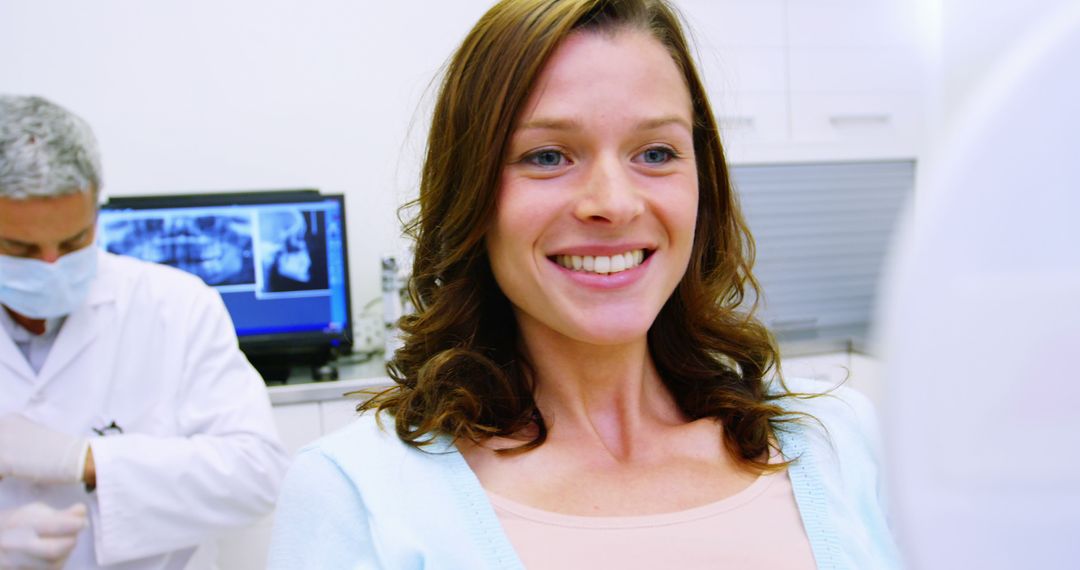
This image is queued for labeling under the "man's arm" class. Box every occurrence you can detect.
[85,286,289,566]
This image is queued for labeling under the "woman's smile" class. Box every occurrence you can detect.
[544,246,655,291]
[550,249,647,275]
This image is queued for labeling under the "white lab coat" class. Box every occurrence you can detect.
[0,251,289,569]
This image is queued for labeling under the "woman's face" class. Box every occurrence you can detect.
[486,28,698,348]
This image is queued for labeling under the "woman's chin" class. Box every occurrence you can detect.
[561,318,655,348]
[514,303,659,349]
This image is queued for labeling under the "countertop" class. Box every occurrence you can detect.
[267,324,871,405]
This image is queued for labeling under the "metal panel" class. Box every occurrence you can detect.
[731,160,914,333]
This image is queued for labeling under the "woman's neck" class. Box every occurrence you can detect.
[519,323,686,461]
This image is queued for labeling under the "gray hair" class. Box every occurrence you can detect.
[0,95,102,200]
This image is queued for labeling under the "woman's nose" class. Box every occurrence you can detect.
[573,156,644,226]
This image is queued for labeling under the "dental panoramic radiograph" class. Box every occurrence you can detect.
[103,215,256,286]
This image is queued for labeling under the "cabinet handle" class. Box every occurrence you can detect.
[719,115,756,130]
[828,113,892,127]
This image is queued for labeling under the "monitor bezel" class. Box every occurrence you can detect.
[100,189,354,360]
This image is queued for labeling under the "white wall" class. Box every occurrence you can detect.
[0,0,497,309]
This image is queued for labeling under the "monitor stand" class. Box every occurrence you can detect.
[249,347,335,384]
[311,363,339,381]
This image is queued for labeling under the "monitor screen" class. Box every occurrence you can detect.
[97,191,352,356]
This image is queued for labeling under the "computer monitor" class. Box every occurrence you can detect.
[97,190,353,380]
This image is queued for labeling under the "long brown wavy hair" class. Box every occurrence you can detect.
[360,0,799,472]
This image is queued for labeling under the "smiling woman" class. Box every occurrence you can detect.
[268,1,901,568]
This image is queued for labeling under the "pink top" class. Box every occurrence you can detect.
[488,468,816,570]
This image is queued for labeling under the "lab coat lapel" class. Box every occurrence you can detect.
[37,253,118,383]
[0,322,36,384]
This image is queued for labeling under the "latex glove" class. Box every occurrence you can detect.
[0,415,88,484]
[0,502,87,569]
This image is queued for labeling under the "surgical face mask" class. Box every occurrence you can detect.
[0,246,99,319]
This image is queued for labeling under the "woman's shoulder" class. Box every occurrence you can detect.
[297,411,439,467]
[272,412,520,569]
[289,410,462,490]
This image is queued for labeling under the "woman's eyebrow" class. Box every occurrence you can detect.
[635,116,693,133]
[517,116,692,134]
[516,118,583,132]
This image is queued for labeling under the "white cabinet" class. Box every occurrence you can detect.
[785,0,923,48]
[789,91,919,150]
[847,352,885,409]
[781,352,851,385]
[787,47,920,92]
[689,0,787,48]
[680,0,926,163]
[707,47,789,153]
[781,351,884,410]
[270,403,322,455]
[320,398,364,435]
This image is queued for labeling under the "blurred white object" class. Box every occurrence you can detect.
[0,502,87,569]
[880,3,1080,569]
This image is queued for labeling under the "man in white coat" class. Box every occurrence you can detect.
[0,95,289,568]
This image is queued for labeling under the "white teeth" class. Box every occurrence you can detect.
[554,249,647,275]
[609,255,625,272]
[594,256,610,273]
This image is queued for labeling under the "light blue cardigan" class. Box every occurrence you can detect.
[268,378,902,569]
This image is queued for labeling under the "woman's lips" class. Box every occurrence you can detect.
[547,249,653,289]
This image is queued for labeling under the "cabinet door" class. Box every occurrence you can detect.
[679,0,787,48]
[782,352,885,409]
[784,0,926,158]
[789,91,919,151]
[847,353,884,409]
[271,402,322,455]
[785,0,924,48]
[696,21,789,149]
[715,90,790,155]
[320,398,364,435]
[788,47,920,93]
[216,515,275,570]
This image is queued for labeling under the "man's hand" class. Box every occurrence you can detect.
[0,502,87,569]
[0,415,88,485]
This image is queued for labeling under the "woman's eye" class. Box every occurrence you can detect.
[639,147,676,165]
[525,149,567,168]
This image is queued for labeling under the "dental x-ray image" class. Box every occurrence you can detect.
[258,209,329,293]
[103,214,256,286]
